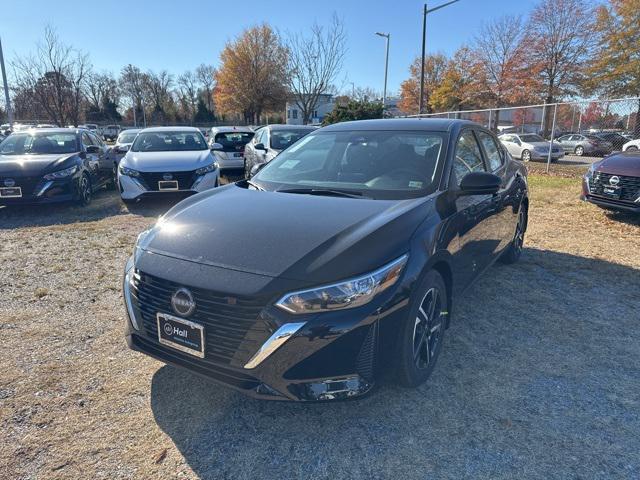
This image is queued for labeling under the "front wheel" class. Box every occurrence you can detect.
[626,145,638,152]
[395,270,447,388]
[500,205,527,264]
[575,145,584,156]
[77,173,92,206]
[521,149,531,162]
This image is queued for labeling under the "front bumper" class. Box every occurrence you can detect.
[118,169,219,201]
[582,193,640,213]
[123,256,409,401]
[0,175,79,205]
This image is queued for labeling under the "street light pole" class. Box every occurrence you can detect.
[0,37,14,126]
[419,0,460,115]
[375,32,390,113]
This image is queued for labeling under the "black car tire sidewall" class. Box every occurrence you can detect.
[500,203,527,264]
[395,270,447,388]
[77,173,92,206]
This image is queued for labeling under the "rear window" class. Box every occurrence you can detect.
[270,129,314,150]
[214,132,254,152]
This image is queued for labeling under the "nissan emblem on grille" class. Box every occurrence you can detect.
[171,288,196,317]
[163,173,173,181]
[4,178,15,187]
[609,176,620,186]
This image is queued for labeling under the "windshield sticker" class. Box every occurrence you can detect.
[408,181,423,188]
[279,160,300,169]
[287,136,314,153]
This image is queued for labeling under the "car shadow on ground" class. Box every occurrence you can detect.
[604,210,640,226]
[148,247,640,479]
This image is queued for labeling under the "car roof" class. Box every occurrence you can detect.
[10,127,81,134]
[267,124,318,131]
[320,118,476,132]
[137,126,202,133]
[210,126,254,133]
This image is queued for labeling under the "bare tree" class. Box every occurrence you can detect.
[178,70,198,123]
[473,15,531,129]
[525,0,596,133]
[285,14,347,124]
[11,26,91,126]
[144,70,173,121]
[196,64,216,114]
[86,71,119,111]
[119,64,147,126]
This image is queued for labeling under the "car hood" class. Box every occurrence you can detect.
[0,153,76,176]
[137,184,430,283]
[123,150,213,172]
[595,154,640,177]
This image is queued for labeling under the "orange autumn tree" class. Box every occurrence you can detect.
[398,53,447,115]
[214,24,288,124]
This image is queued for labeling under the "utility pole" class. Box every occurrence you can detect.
[0,37,14,126]
[419,0,460,115]
[375,32,390,113]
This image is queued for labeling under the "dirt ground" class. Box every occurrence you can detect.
[1,170,639,479]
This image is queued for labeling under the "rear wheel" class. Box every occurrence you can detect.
[626,145,638,151]
[500,204,527,264]
[395,270,447,388]
[521,149,531,162]
[575,145,584,156]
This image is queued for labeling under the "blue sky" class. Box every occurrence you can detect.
[2,0,539,95]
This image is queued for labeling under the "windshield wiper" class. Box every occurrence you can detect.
[245,179,264,191]
[277,187,367,199]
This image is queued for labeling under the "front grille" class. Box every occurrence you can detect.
[591,172,640,202]
[0,176,43,196]
[138,171,197,191]
[130,270,270,366]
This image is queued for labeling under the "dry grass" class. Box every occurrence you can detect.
[0,176,638,479]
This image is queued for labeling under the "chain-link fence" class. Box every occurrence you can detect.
[405,97,640,172]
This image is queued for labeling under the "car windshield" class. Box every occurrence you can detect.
[270,129,314,150]
[131,131,208,152]
[252,130,445,200]
[214,131,254,152]
[118,132,138,143]
[0,132,78,155]
[519,134,544,142]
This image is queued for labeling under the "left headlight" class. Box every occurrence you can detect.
[276,254,408,314]
[195,162,218,175]
[44,165,77,180]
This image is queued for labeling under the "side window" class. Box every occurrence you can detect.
[259,129,269,147]
[476,131,503,171]
[91,133,105,148]
[81,132,94,148]
[452,130,485,186]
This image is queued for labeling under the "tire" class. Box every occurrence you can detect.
[626,145,638,151]
[108,164,118,190]
[521,149,531,162]
[500,203,527,264]
[77,173,92,206]
[244,160,252,179]
[395,270,447,388]
[574,145,584,156]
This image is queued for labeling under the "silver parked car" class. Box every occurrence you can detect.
[117,127,219,204]
[499,133,564,162]
[556,133,613,156]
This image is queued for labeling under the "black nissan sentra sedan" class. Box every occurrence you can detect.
[124,119,529,401]
[0,128,113,206]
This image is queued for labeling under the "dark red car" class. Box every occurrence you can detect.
[582,151,640,213]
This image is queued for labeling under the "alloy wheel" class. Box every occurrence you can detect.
[514,208,526,253]
[575,146,584,156]
[412,287,444,370]
[521,150,530,162]
[80,175,92,205]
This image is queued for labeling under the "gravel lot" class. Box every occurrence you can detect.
[1,171,639,479]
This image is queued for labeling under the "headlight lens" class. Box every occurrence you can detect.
[195,162,218,175]
[276,255,408,314]
[44,165,77,180]
[119,165,140,177]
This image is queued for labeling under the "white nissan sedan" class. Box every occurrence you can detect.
[117,127,219,204]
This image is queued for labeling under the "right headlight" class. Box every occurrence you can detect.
[275,255,408,314]
[119,165,140,177]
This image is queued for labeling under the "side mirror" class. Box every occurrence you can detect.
[254,142,266,151]
[250,162,267,177]
[86,145,101,154]
[458,171,501,196]
[209,142,223,151]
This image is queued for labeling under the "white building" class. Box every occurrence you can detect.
[286,94,335,125]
